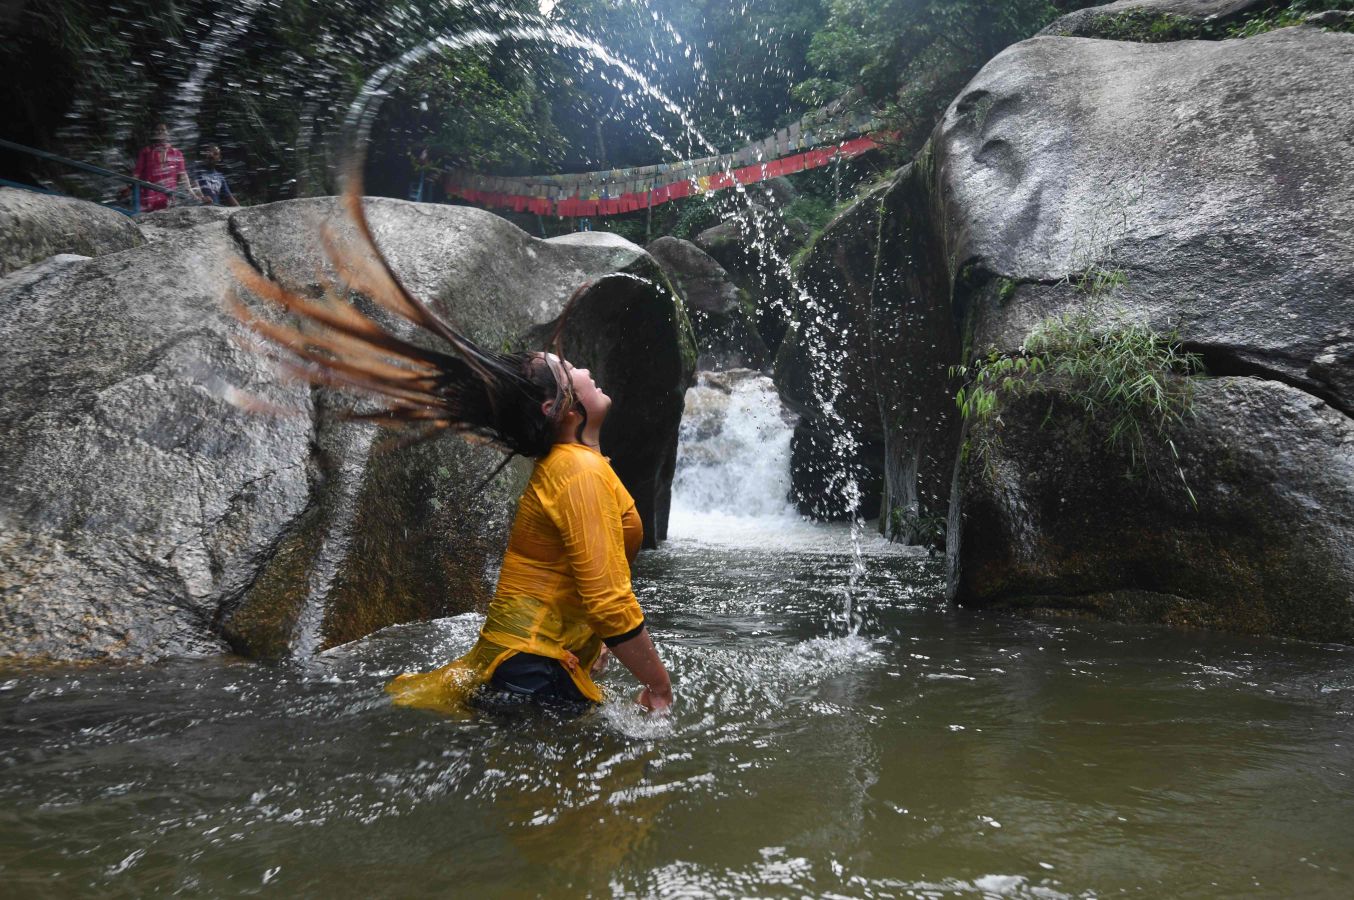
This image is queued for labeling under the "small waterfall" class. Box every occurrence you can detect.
[669,369,918,560]
[668,369,801,539]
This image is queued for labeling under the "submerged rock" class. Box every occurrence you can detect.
[0,198,693,662]
[0,188,145,276]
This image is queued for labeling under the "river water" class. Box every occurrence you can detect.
[3,374,1353,897]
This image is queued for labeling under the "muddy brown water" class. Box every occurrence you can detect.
[2,529,1352,897]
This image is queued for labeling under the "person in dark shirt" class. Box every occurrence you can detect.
[195,145,240,207]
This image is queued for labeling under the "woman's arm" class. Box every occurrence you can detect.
[549,467,673,711]
[608,627,672,712]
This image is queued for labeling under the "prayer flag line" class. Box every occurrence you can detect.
[439,134,882,218]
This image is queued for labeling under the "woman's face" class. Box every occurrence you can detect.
[543,353,610,424]
[561,357,611,422]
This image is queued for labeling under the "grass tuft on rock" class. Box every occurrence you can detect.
[1094,10,1205,42]
[952,308,1203,501]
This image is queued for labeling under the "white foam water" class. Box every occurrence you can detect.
[667,369,919,557]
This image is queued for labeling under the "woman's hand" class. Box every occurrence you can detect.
[636,684,673,713]
[608,626,673,714]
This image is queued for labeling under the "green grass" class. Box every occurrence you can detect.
[1068,1,1354,42]
[1094,10,1205,42]
[952,308,1203,502]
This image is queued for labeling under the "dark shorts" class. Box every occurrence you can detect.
[478,652,593,712]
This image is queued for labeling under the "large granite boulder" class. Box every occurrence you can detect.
[694,202,812,355]
[646,236,767,369]
[773,164,958,535]
[942,28,1353,415]
[136,205,237,243]
[772,24,1353,637]
[0,187,145,276]
[939,27,1354,639]
[0,198,693,662]
[950,378,1354,641]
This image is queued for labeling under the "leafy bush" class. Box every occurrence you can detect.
[1092,11,1204,42]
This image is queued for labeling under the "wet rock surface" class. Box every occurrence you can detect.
[646,236,766,370]
[0,188,146,276]
[774,164,958,537]
[0,198,691,661]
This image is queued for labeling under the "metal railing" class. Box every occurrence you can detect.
[0,137,204,216]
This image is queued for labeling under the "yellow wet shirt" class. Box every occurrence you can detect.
[386,442,644,713]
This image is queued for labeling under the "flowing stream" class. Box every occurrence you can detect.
[3,373,1353,897]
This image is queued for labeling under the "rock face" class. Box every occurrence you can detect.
[136,205,236,243]
[0,188,145,276]
[646,236,767,369]
[950,378,1354,641]
[780,25,1354,639]
[0,198,693,662]
[942,29,1354,415]
[939,27,1354,639]
[773,165,958,534]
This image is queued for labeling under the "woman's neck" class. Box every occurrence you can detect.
[553,420,602,451]
[558,434,601,452]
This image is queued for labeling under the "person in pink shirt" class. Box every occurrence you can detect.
[122,123,201,211]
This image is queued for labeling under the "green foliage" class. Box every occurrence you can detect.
[664,195,724,241]
[1228,0,1354,37]
[783,194,839,231]
[794,2,1101,160]
[594,214,650,245]
[380,52,566,175]
[1091,11,1203,42]
[1070,265,1128,296]
[888,506,947,552]
[952,306,1202,501]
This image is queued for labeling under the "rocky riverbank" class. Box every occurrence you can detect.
[776,15,1354,640]
[0,196,694,661]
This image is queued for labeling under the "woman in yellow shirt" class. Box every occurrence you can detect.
[386,354,674,714]
[229,190,672,714]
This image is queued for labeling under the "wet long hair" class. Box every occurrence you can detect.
[227,181,587,468]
